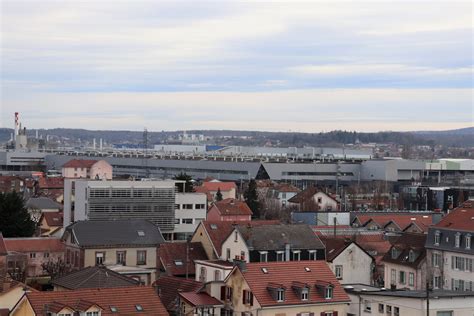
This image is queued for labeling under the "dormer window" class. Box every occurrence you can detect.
[455,233,461,248]
[408,250,416,262]
[434,231,441,245]
[292,281,309,301]
[466,234,471,249]
[277,288,285,302]
[391,248,399,259]
[301,288,309,301]
[325,286,333,299]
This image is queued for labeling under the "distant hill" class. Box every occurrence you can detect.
[0,126,472,148]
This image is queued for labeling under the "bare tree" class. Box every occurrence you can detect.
[41,258,70,280]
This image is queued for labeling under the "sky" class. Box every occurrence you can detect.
[1,0,473,132]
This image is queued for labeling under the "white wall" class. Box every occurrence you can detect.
[220,229,249,262]
[174,193,207,237]
[330,243,373,285]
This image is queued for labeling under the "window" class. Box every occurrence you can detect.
[259,251,268,262]
[43,252,49,258]
[116,251,126,265]
[317,197,322,203]
[386,305,392,314]
[110,307,118,313]
[335,265,343,279]
[394,307,400,316]
[182,218,193,224]
[301,288,309,301]
[391,247,399,259]
[174,218,180,224]
[399,271,406,284]
[391,269,396,285]
[183,204,193,209]
[276,251,285,262]
[243,289,253,305]
[135,305,143,311]
[199,267,207,282]
[325,286,333,299]
[137,250,146,265]
[434,231,441,245]
[308,250,317,260]
[175,204,180,209]
[433,276,441,289]
[214,270,221,281]
[86,312,99,316]
[455,233,461,248]
[379,304,384,313]
[409,272,414,286]
[226,248,231,261]
[364,300,371,312]
[277,289,285,302]
[174,260,183,266]
[95,252,105,265]
[452,256,466,271]
[292,250,301,261]
[29,252,36,259]
[408,250,415,262]
[432,253,441,267]
[195,204,206,209]
[436,312,453,316]
[234,231,238,242]
[466,234,471,249]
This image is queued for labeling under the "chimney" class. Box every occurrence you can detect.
[285,243,290,261]
[233,258,246,272]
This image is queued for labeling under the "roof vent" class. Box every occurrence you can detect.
[261,267,268,274]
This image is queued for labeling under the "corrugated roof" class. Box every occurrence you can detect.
[26,286,168,315]
[240,261,350,307]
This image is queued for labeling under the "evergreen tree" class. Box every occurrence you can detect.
[173,172,195,192]
[244,179,261,218]
[215,188,223,201]
[0,191,36,237]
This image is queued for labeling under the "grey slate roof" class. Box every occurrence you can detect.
[238,224,325,250]
[66,219,165,247]
[26,197,62,210]
[52,266,139,289]
[425,227,474,255]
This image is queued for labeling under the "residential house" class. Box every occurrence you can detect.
[382,233,427,290]
[3,237,65,279]
[194,260,234,283]
[0,278,36,313]
[351,212,435,233]
[207,198,253,222]
[178,291,224,316]
[51,265,139,291]
[288,187,339,211]
[200,180,237,201]
[62,159,113,180]
[345,284,474,316]
[0,176,25,194]
[10,286,168,315]
[35,176,64,203]
[62,219,165,285]
[158,242,208,278]
[174,192,207,241]
[425,200,474,291]
[292,210,350,226]
[218,261,350,316]
[272,183,300,207]
[38,212,63,237]
[26,197,62,223]
[153,275,202,315]
[322,238,374,285]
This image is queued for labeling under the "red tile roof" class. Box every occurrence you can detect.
[25,286,168,315]
[354,213,433,232]
[193,186,213,201]
[4,237,65,253]
[274,183,300,193]
[201,181,236,192]
[179,292,223,307]
[62,159,98,169]
[202,220,280,257]
[38,177,64,189]
[0,233,7,255]
[153,276,202,311]
[239,261,350,307]
[212,198,253,216]
[159,242,208,276]
[41,212,63,227]
[434,202,474,231]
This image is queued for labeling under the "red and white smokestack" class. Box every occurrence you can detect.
[14,112,19,141]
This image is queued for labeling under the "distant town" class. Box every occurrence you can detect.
[0,112,473,315]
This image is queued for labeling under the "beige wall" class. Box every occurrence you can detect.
[0,286,27,310]
[220,229,249,262]
[89,160,113,180]
[191,224,218,259]
[384,261,426,290]
[83,247,157,269]
[330,243,373,285]
[10,297,35,316]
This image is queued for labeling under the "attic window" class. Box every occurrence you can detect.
[137,230,145,237]
[210,224,218,230]
[261,267,268,274]
[110,307,118,313]
[174,260,183,266]
[135,305,143,311]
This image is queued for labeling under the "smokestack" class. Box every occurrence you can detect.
[93,138,96,150]
[14,112,19,141]
[35,130,39,139]
[99,138,103,151]
[285,243,290,261]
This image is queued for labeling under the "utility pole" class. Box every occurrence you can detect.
[426,281,430,316]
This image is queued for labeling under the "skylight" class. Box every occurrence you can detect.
[137,230,145,236]
[210,224,218,230]
[135,305,143,311]
[110,306,118,313]
[174,260,183,266]
[305,267,311,272]
[261,267,268,274]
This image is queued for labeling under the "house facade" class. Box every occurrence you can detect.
[207,198,253,222]
[174,192,207,241]
[288,187,339,211]
[62,159,113,180]
[200,180,237,201]
[425,201,474,291]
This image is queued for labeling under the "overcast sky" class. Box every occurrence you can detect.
[1,0,472,132]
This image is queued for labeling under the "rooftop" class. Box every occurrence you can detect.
[159,242,208,276]
[433,201,474,232]
[26,197,63,210]
[4,237,64,253]
[153,276,202,311]
[211,198,253,216]
[201,181,236,192]
[62,159,99,169]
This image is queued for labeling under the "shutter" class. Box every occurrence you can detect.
[333,312,338,316]
[221,286,226,300]
[230,287,233,300]
[320,313,325,316]
[451,256,454,269]
[250,292,254,306]
[242,290,246,304]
